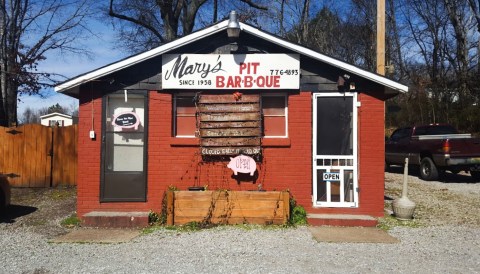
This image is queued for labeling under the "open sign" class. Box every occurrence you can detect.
[323,172,340,181]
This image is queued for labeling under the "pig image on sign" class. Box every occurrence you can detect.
[227,155,257,176]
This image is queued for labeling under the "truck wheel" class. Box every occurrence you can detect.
[420,157,439,181]
[470,171,480,181]
[0,189,5,213]
[385,161,391,172]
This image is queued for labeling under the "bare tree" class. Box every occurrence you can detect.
[386,0,408,80]
[297,0,310,44]
[444,0,473,102]
[0,0,96,127]
[18,107,38,125]
[108,0,268,53]
[468,0,480,29]
[306,7,341,56]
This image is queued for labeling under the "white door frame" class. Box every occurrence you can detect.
[312,92,358,207]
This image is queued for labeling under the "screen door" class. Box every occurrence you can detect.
[313,92,358,207]
[101,91,148,202]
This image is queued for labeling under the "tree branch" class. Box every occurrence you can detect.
[239,0,268,10]
[109,0,166,43]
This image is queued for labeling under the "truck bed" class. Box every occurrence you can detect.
[385,125,480,181]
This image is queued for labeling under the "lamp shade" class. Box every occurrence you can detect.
[227,11,241,38]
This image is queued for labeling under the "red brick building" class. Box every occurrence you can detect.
[55,13,407,226]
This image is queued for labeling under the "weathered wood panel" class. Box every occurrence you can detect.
[201,137,261,147]
[198,103,260,113]
[167,191,290,225]
[198,94,261,156]
[0,124,77,187]
[199,112,261,122]
[200,121,261,129]
[200,128,261,137]
[199,94,260,103]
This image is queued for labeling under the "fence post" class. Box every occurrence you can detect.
[49,126,54,187]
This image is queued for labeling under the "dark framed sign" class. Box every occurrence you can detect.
[112,111,140,130]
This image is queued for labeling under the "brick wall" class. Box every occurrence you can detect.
[77,92,102,217]
[76,90,386,218]
[357,92,386,217]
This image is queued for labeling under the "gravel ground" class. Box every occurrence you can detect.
[1,170,479,274]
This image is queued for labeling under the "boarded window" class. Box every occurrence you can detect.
[174,95,196,137]
[198,94,261,156]
[262,95,287,137]
[173,94,288,140]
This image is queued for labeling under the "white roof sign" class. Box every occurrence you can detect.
[162,54,300,89]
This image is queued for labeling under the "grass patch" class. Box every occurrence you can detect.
[377,213,422,231]
[26,219,48,226]
[141,222,297,235]
[142,224,163,235]
[49,188,76,201]
[61,213,81,228]
[141,222,206,234]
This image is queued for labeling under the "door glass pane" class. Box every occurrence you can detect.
[316,169,327,202]
[344,170,354,202]
[316,97,353,155]
[106,94,145,172]
[331,182,340,202]
[105,132,144,171]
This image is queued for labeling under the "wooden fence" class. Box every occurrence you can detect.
[0,124,77,187]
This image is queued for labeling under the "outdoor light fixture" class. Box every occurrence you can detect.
[227,11,241,39]
[337,74,351,92]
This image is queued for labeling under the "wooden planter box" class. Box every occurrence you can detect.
[166,190,290,225]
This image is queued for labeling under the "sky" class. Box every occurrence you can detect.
[17,21,127,117]
[15,3,319,118]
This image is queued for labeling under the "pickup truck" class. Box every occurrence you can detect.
[385,124,480,181]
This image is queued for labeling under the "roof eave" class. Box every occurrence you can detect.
[40,112,72,119]
[55,20,408,95]
[54,21,229,94]
[240,24,408,93]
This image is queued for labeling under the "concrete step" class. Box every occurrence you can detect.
[307,213,378,227]
[83,211,150,228]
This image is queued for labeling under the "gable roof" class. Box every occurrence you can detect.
[40,112,72,120]
[54,19,408,95]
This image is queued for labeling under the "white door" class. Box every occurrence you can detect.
[312,92,358,207]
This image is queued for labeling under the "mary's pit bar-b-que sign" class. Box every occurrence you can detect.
[162,54,300,89]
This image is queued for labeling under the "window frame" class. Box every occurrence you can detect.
[173,93,197,138]
[261,93,288,138]
[172,92,289,139]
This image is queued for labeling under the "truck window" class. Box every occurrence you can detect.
[413,125,458,136]
[390,128,412,141]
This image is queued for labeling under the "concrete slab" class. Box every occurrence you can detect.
[50,228,141,244]
[83,211,150,228]
[307,214,378,227]
[308,226,399,243]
